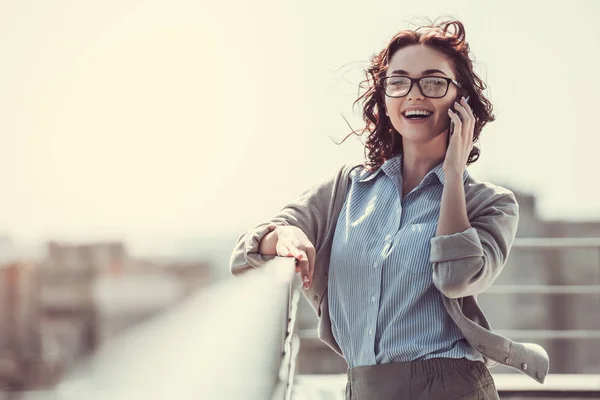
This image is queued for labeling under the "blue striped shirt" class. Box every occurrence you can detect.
[328,154,484,367]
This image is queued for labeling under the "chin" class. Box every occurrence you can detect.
[397,126,447,143]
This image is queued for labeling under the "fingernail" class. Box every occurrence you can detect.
[454,101,460,107]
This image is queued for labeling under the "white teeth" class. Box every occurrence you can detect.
[404,110,432,117]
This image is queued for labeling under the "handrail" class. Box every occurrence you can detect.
[272,260,302,400]
[43,257,298,400]
[485,285,600,294]
[513,237,600,248]
[291,238,600,399]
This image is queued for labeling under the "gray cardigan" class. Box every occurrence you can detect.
[230,163,550,384]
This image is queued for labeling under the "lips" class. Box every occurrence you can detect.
[401,113,433,124]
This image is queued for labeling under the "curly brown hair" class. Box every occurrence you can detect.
[347,18,495,170]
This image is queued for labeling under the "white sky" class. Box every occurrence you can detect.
[1,0,599,254]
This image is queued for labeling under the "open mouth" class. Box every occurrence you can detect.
[401,110,434,124]
[402,110,433,120]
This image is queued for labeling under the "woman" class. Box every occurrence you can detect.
[230,19,549,399]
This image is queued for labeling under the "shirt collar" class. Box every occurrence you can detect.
[357,154,401,183]
[357,153,470,185]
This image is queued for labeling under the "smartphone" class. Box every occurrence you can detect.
[448,95,470,138]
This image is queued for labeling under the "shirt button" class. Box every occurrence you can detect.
[368,329,373,335]
[477,346,485,352]
[521,363,528,371]
[313,294,319,301]
[373,263,378,269]
[536,372,544,380]
[371,296,376,303]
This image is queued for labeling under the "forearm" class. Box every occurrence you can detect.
[436,172,471,236]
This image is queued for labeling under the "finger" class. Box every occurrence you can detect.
[295,250,311,288]
[453,101,468,120]
[277,243,300,267]
[277,246,299,274]
[456,99,475,141]
[294,257,302,273]
[453,102,473,134]
[278,244,293,257]
[285,245,304,266]
[459,96,475,120]
[447,109,462,138]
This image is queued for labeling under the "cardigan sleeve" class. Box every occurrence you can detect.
[430,192,519,299]
[229,165,351,276]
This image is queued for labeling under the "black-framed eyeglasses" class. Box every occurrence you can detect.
[381,76,462,98]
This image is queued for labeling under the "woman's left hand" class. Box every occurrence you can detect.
[443,96,475,177]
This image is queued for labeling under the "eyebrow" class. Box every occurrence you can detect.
[389,69,448,76]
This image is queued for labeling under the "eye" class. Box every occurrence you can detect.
[388,77,410,87]
[421,77,445,87]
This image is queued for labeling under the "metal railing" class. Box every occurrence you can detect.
[491,237,600,341]
[290,237,600,399]
[30,257,299,400]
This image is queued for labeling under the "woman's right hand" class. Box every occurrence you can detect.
[274,226,315,289]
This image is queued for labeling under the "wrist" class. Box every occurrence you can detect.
[258,225,279,255]
[443,170,463,184]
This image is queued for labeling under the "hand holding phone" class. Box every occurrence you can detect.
[449,95,470,136]
[444,95,475,174]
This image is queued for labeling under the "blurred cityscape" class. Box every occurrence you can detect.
[0,239,211,391]
[0,186,599,393]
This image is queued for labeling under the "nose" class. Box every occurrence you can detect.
[407,81,425,101]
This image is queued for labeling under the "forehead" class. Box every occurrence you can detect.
[387,45,454,77]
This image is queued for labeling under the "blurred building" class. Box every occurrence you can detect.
[479,190,600,374]
[0,262,46,390]
[94,256,212,343]
[0,239,212,390]
[40,241,120,370]
[295,188,600,376]
[40,241,212,373]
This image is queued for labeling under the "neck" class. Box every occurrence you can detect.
[401,135,447,184]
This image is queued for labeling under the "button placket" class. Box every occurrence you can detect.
[367,260,379,343]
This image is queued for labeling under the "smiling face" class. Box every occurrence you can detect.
[384,44,461,145]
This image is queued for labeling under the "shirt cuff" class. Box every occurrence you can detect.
[430,227,484,263]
